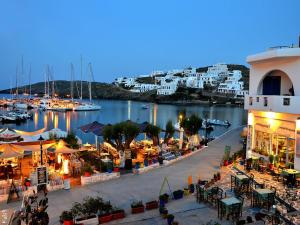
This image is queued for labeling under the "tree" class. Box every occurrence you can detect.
[64,131,79,149]
[102,121,139,151]
[144,124,161,146]
[180,114,202,147]
[180,114,202,136]
[164,120,175,144]
[122,121,140,149]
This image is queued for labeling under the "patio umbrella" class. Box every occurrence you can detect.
[0,128,21,142]
[55,140,79,154]
[0,144,24,159]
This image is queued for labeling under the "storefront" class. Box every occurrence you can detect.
[247,111,298,168]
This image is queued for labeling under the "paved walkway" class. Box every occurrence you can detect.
[1,127,243,224]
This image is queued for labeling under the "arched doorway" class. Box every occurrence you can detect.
[257,70,294,96]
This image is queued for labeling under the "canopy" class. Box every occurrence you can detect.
[79,120,150,137]
[15,127,46,136]
[0,144,24,159]
[0,128,21,142]
[55,140,79,154]
[79,121,105,133]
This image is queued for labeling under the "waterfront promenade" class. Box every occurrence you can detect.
[0,127,243,224]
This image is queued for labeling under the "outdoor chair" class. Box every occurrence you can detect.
[229,203,242,221]
[217,198,226,219]
[207,186,219,206]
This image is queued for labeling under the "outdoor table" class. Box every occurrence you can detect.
[218,197,241,220]
[252,188,275,209]
[235,174,249,183]
[282,169,300,186]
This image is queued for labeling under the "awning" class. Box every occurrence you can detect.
[79,121,105,133]
[55,140,79,154]
[0,144,24,158]
[14,127,46,136]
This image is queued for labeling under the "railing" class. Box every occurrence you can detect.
[245,95,300,114]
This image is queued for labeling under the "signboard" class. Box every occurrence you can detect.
[36,166,48,185]
[296,131,300,158]
[125,149,131,160]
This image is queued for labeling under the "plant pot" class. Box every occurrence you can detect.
[131,206,145,214]
[223,160,228,166]
[63,220,73,225]
[269,164,274,170]
[189,184,195,193]
[159,193,169,203]
[173,190,183,200]
[167,216,175,225]
[112,210,125,220]
[146,200,158,210]
[113,167,119,172]
[63,174,69,179]
[98,213,112,224]
[84,172,91,177]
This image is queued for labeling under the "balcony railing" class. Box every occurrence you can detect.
[245,95,300,114]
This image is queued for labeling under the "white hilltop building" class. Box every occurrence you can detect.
[245,44,300,170]
[114,63,248,97]
[217,70,249,97]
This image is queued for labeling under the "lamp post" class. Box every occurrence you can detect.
[38,135,44,165]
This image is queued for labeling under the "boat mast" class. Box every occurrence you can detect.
[28,64,31,98]
[44,67,47,98]
[88,63,94,102]
[47,65,50,97]
[70,63,74,101]
[15,65,19,99]
[51,66,55,98]
[80,55,83,100]
[22,55,26,95]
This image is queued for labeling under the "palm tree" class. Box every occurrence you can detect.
[164,120,175,144]
[144,124,161,146]
[121,121,140,149]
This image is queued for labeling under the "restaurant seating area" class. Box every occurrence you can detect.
[195,157,300,225]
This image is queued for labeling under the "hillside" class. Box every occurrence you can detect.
[0,80,155,101]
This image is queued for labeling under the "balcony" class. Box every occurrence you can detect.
[244,95,300,114]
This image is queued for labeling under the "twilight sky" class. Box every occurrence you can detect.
[0,0,299,89]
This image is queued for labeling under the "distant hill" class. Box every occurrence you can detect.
[0,80,155,101]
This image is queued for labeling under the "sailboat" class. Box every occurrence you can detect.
[73,61,101,111]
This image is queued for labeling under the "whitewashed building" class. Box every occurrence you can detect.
[217,70,245,96]
[245,45,300,170]
[130,83,158,93]
[157,79,179,95]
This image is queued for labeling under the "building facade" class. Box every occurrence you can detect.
[245,46,300,170]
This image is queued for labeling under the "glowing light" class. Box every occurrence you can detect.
[266,112,275,119]
[66,112,71,132]
[44,114,48,128]
[54,113,58,129]
[153,104,157,126]
[248,113,254,125]
[57,153,62,164]
[63,159,69,174]
[296,118,300,131]
[34,111,38,129]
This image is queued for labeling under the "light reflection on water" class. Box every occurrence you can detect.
[0,98,247,144]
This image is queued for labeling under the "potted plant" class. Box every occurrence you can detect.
[98,201,113,224]
[159,193,169,204]
[111,208,125,220]
[173,190,184,200]
[82,163,94,177]
[131,201,145,214]
[60,211,73,225]
[172,221,179,225]
[158,155,164,165]
[146,200,158,210]
[269,154,274,170]
[216,172,221,180]
[189,183,195,193]
[160,208,168,218]
[167,214,175,225]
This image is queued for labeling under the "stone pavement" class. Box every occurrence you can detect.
[0,127,243,225]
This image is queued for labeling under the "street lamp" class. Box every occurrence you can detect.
[38,135,44,165]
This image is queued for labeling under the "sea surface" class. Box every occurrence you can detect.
[0,95,247,144]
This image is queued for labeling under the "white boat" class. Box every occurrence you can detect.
[206,119,231,126]
[141,104,149,109]
[73,103,101,111]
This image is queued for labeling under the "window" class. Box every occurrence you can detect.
[264,97,268,107]
[249,97,253,106]
[256,97,259,102]
[283,98,290,106]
